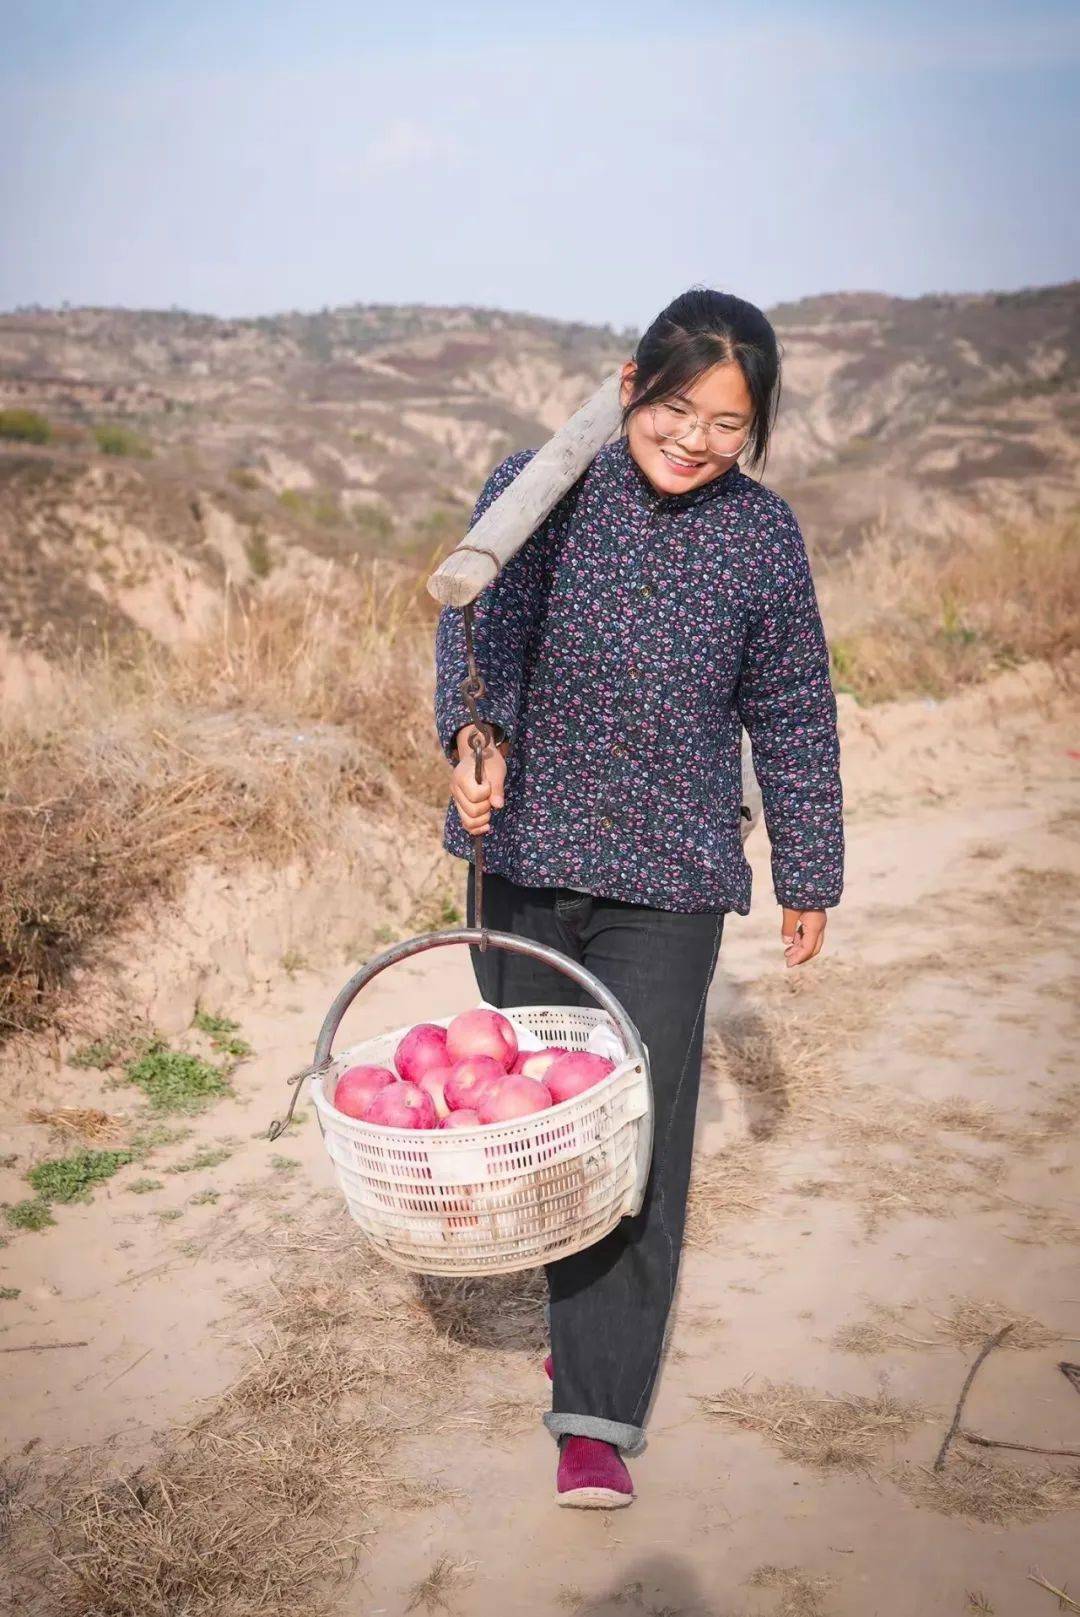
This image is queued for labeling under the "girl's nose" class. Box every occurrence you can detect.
[676,421,709,451]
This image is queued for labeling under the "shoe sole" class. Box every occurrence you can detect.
[556,1486,635,1509]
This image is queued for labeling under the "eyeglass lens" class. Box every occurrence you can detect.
[652,403,746,452]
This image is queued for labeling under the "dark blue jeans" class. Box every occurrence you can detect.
[465,864,725,1456]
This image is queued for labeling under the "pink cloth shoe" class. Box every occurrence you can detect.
[556,1435,635,1508]
[546,1354,635,1507]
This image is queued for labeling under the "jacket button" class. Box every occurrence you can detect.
[600,816,613,829]
[640,584,653,598]
[611,743,624,757]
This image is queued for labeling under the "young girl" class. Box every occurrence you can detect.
[433,287,844,1508]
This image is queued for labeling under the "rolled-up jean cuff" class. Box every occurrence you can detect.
[543,1410,647,1458]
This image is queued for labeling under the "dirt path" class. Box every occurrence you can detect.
[2,660,1078,1617]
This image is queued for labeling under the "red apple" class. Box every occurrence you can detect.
[394,1022,450,1083]
[513,1046,570,1080]
[543,1051,615,1104]
[444,1054,506,1112]
[362,1080,438,1129]
[439,1108,481,1130]
[416,1065,453,1120]
[478,1074,554,1124]
[445,1007,518,1071]
[331,1063,396,1119]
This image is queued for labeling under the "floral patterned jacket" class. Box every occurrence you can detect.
[433,435,844,915]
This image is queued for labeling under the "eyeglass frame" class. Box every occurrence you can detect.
[648,400,752,459]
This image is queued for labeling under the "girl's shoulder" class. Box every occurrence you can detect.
[477,448,538,507]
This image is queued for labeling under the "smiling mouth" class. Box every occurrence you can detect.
[661,448,703,471]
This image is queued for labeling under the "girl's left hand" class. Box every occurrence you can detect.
[781,907,826,967]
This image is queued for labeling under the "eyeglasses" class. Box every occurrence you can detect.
[650,401,751,457]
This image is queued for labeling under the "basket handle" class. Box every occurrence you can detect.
[267,926,652,1142]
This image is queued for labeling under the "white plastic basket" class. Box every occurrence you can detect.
[269,927,654,1276]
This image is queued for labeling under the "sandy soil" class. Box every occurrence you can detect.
[2,658,1079,1617]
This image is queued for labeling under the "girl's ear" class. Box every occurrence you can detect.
[618,360,637,409]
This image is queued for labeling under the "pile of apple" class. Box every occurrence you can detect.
[329,1008,616,1130]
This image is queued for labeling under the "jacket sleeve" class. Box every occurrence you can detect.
[433,448,547,764]
[734,512,844,910]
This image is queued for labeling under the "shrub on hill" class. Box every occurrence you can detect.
[0,408,52,444]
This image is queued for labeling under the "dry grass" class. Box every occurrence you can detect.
[832,1296,1060,1356]
[781,1039,1080,1239]
[0,563,446,1035]
[746,1564,833,1617]
[698,1379,930,1471]
[1026,1082,1080,1140]
[932,1298,1061,1352]
[923,1096,1020,1143]
[24,1106,128,1143]
[832,1309,942,1356]
[3,1200,554,1614]
[688,852,1078,1257]
[820,509,1080,703]
[821,1140,1009,1235]
[688,954,951,1242]
[892,1451,1080,1524]
[685,1148,771,1248]
[701,1378,1080,1526]
[412,1270,548,1351]
[815,1097,1060,1224]
[917,864,1080,954]
[3,1214,503,1617]
[404,1554,476,1613]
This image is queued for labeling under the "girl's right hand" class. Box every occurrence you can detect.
[450,723,509,836]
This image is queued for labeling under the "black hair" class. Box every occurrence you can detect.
[620,287,782,475]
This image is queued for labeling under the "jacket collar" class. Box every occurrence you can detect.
[600,433,744,514]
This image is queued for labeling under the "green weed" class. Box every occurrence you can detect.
[27,1148,135,1204]
[122,1044,229,1113]
[189,1189,220,1206]
[270,1155,299,1174]
[0,1285,21,1299]
[192,1009,252,1063]
[4,1200,55,1232]
[166,1145,232,1175]
[70,1038,123,1070]
[127,1177,163,1195]
[129,1122,194,1155]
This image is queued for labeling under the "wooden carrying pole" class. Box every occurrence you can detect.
[426,370,624,607]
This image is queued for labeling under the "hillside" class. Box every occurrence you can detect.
[1,289,1078,1615]
[1,284,1077,658]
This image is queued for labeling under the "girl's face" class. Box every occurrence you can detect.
[619,359,754,497]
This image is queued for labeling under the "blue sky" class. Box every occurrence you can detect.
[2,1,1077,327]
